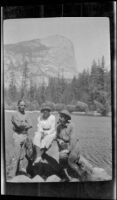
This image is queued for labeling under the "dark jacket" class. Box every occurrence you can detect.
[56,121,79,152]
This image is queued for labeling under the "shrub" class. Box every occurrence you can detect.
[4,102,11,110]
[75,101,89,112]
[41,101,55,111]
[54,103,66,112]
[94,100,109,116]
[26,100,40,111]
[66,104,76,113]
[44,101,55,111]
[4,101,17,110]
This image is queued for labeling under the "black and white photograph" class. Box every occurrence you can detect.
[1,3,116,198]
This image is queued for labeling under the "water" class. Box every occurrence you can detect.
[71,115,112,177]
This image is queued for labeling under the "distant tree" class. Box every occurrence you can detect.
[88,59,103,109]
[38,79,46,105]
[94,99,110,116]
[97,56,105,90]
[77,69,90,103]
[104,69,111,106]
[54,103,66,112]
[28,74,37,102]
[71,76,78,101]
[88,57,110,115]
[8,61,17,102]
[21,57,29,99]
[58,76,67,103]
[42,101,55,111]
[46,77,57,103]
[66,104,76,113]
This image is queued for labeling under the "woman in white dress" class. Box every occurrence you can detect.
[33,105,56,165]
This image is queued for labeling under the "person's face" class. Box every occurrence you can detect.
[42,109,50,119]
[18,101,25,113]
[59,114,66,123]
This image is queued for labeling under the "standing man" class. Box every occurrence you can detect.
[9,99,32,178]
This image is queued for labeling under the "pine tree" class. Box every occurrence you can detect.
[8,61,17,102]
[29,74,36,102]
[21,57,29,99]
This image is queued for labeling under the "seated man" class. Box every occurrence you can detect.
[56,110,93,181]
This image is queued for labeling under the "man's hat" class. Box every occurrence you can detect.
[59,110,71,120]
[41,104,51,112]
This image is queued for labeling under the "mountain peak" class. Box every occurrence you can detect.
[4,35,78,88]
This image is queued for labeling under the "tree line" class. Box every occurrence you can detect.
[4,56,111,116]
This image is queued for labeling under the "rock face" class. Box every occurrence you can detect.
[4,35,78,89]
[31,175,45,182]
[46,175,61,182]
[6,141,111,183]
[91,167,111,181]
[8,175,32,182]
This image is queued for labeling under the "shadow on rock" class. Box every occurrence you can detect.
[27,153,68,181]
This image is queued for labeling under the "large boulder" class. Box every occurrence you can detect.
[67,155,111,182]
[31,175,45,182]
[8,175,32,182]
[70,178,79,182]
[91,167,111,181]
[46,175,61,182]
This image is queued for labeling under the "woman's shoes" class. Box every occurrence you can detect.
[33,157,42,166]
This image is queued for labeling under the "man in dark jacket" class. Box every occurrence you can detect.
[56,110,93,181]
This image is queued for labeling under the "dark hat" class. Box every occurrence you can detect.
[41,104,51,112]
[59,110,71,120]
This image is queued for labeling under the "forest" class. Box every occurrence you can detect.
[4,56,111,116]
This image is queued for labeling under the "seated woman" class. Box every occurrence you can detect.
[33,105,56,165]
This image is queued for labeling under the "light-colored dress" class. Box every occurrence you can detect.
[33,114,56,149]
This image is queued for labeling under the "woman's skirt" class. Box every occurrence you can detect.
[33,132,56,149]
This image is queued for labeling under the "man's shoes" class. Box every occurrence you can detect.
[18,171,31,178]
[33,157,42,166]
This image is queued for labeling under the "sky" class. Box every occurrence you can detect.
[4,17,110,73]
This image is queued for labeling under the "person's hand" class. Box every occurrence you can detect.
[58,139,64,145]
[25,125,32,130]
[28,125,32,129]
[41,131,47,140]
[62,149,69,154]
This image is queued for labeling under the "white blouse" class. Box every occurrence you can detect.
[37,114,56,135]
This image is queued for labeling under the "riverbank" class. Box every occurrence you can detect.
[4,109,112,117]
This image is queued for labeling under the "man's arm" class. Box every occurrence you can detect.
[11,113,32,131]
[68,123,79,152]
[25,114,33,130]
[11,114,26,130]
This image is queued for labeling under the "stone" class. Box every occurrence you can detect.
[70,178,79,182]
[31,175,45,182]
[46,175,61,182]
[8,175,32,182]
[91,167,111,181]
